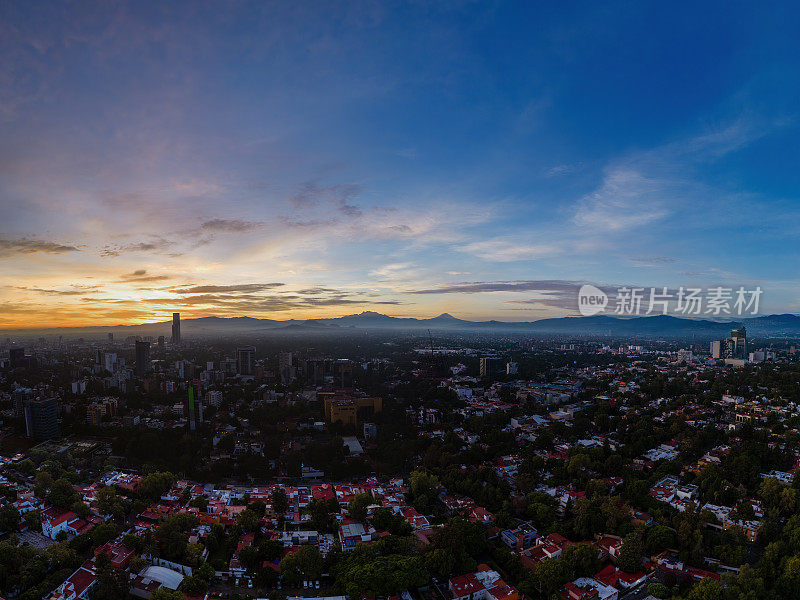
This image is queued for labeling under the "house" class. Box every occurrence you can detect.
[46,566,96,600]
[339,522,374,551]
[593,565,647,589]
[41,508,78,539]
[229,532,255,576]
[449,565,520,600]
[93,540,135,569]
[500,526,538,550]
[560,578,618,600]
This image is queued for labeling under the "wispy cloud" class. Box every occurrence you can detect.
[460,240,562,262]
[411,279,592,294]
[119,269,170,282]
[200,219,263,233]
[100,238,175,257]
[171,283,284,294]
[0,238,79,255]
[573,168,670,231]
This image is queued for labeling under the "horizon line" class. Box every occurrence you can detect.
[0,310,785,333]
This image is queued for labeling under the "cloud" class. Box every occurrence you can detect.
[629,256,676,266]
[460,240,562,262]
[200,219,263,233]
[370,263,417,279]
[410,279,590,294]
[14,285,100,296]
[573,168,669,231]
[119,270,170,282]
[171,283,285,294]
[572,117,783,235]
[0,238,79,255]
[284,181,363,217]
[100,238,175,257]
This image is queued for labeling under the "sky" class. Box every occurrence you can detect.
[2,0,800,328]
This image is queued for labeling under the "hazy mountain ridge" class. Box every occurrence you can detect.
[5,311,800,338]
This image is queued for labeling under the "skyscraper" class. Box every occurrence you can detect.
[730,326,747,359]
[25,397,59,440]
[279,351,294,384]
[479,356,505,378]
[183,386,203,431]
[9,347,25,368]
[135,340,151,376]
[236,346,255,376]
[172,312,181,344]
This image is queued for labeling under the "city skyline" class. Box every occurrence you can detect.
[3,1,800,328]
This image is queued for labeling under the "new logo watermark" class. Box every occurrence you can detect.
[577,285,762,317]
[578,284,608,316]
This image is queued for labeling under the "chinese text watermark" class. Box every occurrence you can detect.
[578,285,762,317]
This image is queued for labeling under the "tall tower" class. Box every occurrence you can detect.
[172,312,181,344]
[236,346,255,376]
[135,341,150,376]
[730,326,747,359]
[25,397,59,440]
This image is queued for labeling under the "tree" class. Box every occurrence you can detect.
[279,545,323,583]
[646,525,676,553]
[34,471,54,498]
[123,533,144,554]
[533,557,572,596]
[180,575,207,595]
[348,493,372,523]
[90,552,131,600]
[236,509,260,531]
[139,472,175,500]
[150,590,184,600]
[155,517,193,561]
[0,505,20,533]
[272,488,289,515]
[686,578,724,600]
[47,478,79,509]
[90,522,119,548]
[646,582,669,599]
[71,501,90,519]
[97,487,124,517]
[617,530,644,573]
[308,498,336,532]
[410,470,439,502]
[563,543,600,577]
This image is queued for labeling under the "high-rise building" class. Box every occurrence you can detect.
[25,397,59,440]
[730,326,747,359]
[333,358,353,388]
[108,332,114,342]
[279,351,294,384]
[12,387,33,418]
[104,353,117,373]
[236,346,255,375]
[185,386,203,431]
[135,341,151,376]
[479,356,505,378]
[711,326,748,360]
[172,312,181,344]
[9,347,25,368]
[158,335,165,352]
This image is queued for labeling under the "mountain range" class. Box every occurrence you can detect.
[6,311,800,338]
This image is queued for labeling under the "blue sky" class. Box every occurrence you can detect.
[1,0,799,327]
